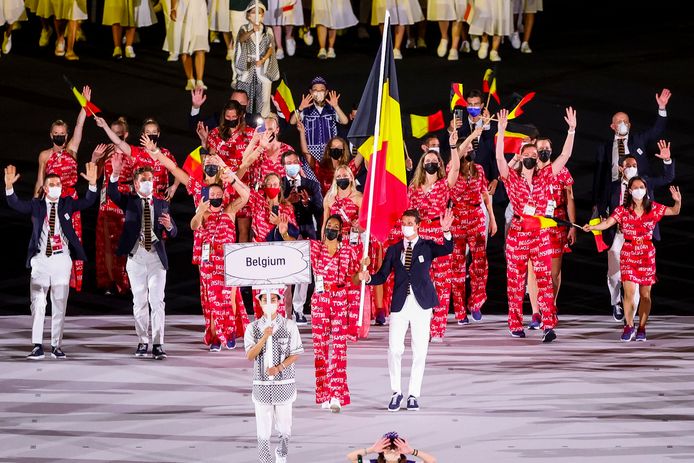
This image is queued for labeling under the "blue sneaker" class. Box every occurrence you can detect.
[226,335,236,350]
[612,304,624,322]
[621,325,636,342]
[635,328,647,342]
[542,328,557,343]
[387,393,403,412]
[528,313,542,330]
[471,310,482,321]
[375,312,386,326]
[209,343,222,352]
[406,395,420,411]
[457,316,469,326]
[510,329,526,338]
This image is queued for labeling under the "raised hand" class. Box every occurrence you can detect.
[656,88,672,109]
[370,437,390,453]
[111,152,124,176]
[394,438,413,455]
[140,133,158,152]
[191,87,207,109]
[655,140,671,160]
[441,208,454,232]
[4,165,20,189]
[82,85,91,101]
[296,116,305,133]
[298,93,313,111]
[496,109,509,132]
[326,90,340,107]
[196,121,209,148]
[670,185,681,202]
[564,106,577,131]
[91,143,112,163]
[449,129,459,148]
[278,213,289,235]
[197,199,211,214]
[80,162,98,185]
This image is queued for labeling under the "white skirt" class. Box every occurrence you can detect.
[163,0,209,54]
[265,0,305,26]
[103,0,157,27]
[1,0,26,24]
[427,0,469,21]
[371,0,424,25]
[468,0,512,36]
[208,0,231,32]
[311,0,358,29]
[37,0,88,20]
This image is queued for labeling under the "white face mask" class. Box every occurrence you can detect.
[402,225,415,238]
[139,180,153,196]
[624,166,638,180]
[617,121,629,136]
[47,186,62,200]
[262,303,278,317]
[312,91,325,103]
[285,164,300,178]
[630,187,646,200]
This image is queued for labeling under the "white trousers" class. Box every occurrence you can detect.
[29,253,72,347]
[292,283,309,313]
[388,293,432,398]
[126,246,167,345]
[254,401,293,463]
[607,231,640,307]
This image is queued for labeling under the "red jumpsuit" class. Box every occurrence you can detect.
[310,240,359,406]
[547,167,574,258]
[407,179,452,339]
[45,150,83,291]
[248,142,292,190]
[610,202,667,285]
[502,166,556,332]
[96,154,133,293]
[248,189,297,318]
[131,146,177,200]
[450,165,489,318]
[198,210,249,345]
[207,126,255,217]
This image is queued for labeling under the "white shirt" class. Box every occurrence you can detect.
[286,175,302,187]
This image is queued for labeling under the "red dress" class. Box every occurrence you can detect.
[96,154,134,293]
[309,240,359,406]
[610,202,667,285]
[198,211,249,345]
[547,167,574,258]
[248,142,292,190]
[131,146,177,200]
[45,150,83,291]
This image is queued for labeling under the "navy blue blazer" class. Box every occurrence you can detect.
[368,236,454,312]
[592,113,667,210]
[602,160,675,246]
[107,180,177,270]
[6,188,97,268]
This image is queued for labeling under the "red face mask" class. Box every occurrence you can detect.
[264,187,281,199]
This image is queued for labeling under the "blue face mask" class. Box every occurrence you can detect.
[467,107,482,117]
[285,164,300,178]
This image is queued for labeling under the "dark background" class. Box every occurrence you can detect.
[0,1,692,316]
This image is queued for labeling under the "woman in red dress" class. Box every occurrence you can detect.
[585,181,681,342]
[35,87,89,291]
[238,114,293,190]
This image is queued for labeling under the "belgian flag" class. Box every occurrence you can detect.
[347,22,408,242]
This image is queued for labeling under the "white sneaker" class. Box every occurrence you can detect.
[430,337,443,343]
[226,47,233,61]
[460,40,470,53]
[54,38,66,57]
[329,397,342,413]
[405,38,415,49]
[321,401,331,410]
[195,80,207,90]
[276,48,285,60]
[303,29,314,46]
[477,41,488,59]
[113,46,123,59]
[393,48,403,60]
[489,49,501,61]
[125,45,136,58]
[510,31,521,49]
[168,52,178,62]
[416,38,427,49]
[286,37,296,56]
[471,36,480,51]
[210,31,220,44]
[521,41,533,53]
[39,27,52,47]
[185,79,196,91]
[2,34,12,54]
[317,48,327,59]
[326,47,336,58]
[447,48,458,61]
[436,39,448,58]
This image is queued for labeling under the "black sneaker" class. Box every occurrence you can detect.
[27,344,44,360]
[406,395,420,411]
[294,311,308,326]
[152,344,167,360]
[612,304,625,322]
[387,393,403,412]
[50,346,66,359]
[375,312,386,326]
[509,329,526,338]
[134,343,148,357]
[542,328,557,343]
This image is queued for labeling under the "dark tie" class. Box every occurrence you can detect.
[143,198,152,251]
[46,203,56,256]
[405,241,413,294]
[617,139,626,164]
[471,133,480,154]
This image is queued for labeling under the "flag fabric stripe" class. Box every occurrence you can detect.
[183,146,204,180]
[463,3,474,23]
[507,92,536,120]
[272,80,295,120]
[494,130,527,154]
[450,83,465,111]
[589,218,610,252]
[409,110,444,138]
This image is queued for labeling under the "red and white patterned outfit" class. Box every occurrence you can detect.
[547,166,574,258]
[207,126,255,217]
[96,154,134,293]
[45,150,83,291]
[610,202,667,286]
[247,142,292,189]
[309,240,359,406]
[315,159,360,196]
[130,146,177,200]
[502,166,556,332]
[450,164,489,318]
[198,210,249,345]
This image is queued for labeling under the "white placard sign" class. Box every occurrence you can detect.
[224,241,312,287]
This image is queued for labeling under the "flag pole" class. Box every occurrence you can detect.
[358,10,391,327]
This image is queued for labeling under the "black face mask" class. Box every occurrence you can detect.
[223,118,239,129]
[329,148,343,160]
[423,162,439,175]
[52,135,67,146]
[522,157,538,170]
[209,197,223,208]
[147,134,159,145]
[336,178,350,190]
[324,228,339,241]
[538,149,551,163]
[464,151,476,162]
[204,165,219,178]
